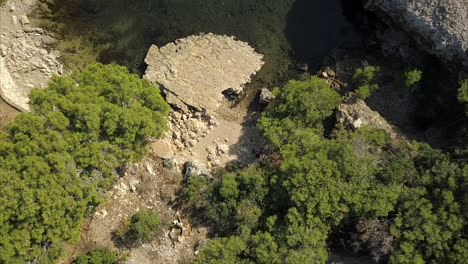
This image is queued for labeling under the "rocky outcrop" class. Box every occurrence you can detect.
[183,160,212,178]
[144,33,264,116]
[336,96,397,138]
[0,0,63,111]
[259,88,275,105]
[364,0,467,64]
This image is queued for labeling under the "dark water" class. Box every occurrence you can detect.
[42,0,361,87]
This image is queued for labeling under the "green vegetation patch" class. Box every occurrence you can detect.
[184,76,467,264]
[73,248,117,264]
[0,63,169,263]
[126,210,160,242]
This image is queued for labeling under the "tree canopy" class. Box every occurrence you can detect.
[186,76,467,264]
[0,63,169,263]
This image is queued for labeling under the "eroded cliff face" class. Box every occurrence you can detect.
[365,0,467,65]
[0,0,63,111]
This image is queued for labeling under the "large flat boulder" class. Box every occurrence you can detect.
[364,0,467,65]
[144,33,264,115]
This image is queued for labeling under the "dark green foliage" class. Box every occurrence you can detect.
[29,63,170,162]
[389,158,467,263]
[190,75,467,264]
[184,166,269,237]
[458,79,468,115]
[258,76,342,147]
[73,248,117,264]
[182,176,209,200]
[126,210,160,242]
[352,66,380,99]
[403,69,422,89]
[193,236,248,264]
[0,64,169,263]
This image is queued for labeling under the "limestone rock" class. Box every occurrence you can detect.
[144,33,264,115]
[19,15,29,26]
[183,160,211,178]
[0,3,63,111]
[259,88,275,105]
[151,139,175,159]
[364,0,468,65]
[336,97,396,137]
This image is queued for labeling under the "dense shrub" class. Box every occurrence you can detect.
[258,76,342,147]
[126,210,160,242]
[188,75,467,264]
[0,63,169,263]
[73,248,117,264]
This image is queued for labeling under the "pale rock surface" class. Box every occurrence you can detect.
[259,87,275,105]
[0,0,63,111]
[144,33,264,115]
[336,96,397,138]
[364,0,468,64]
[183,160,212,178]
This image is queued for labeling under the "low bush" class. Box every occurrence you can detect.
[73,248,117,264]
[126,210,160,242]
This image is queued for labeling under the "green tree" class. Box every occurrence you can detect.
[403,69,422,90]
[0,63,169,263]
[258,76,341,146]
[193,236,249,264]
[352,66,380,99]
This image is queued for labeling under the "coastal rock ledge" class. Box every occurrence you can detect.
[365,0,467,65]
[144,33,264,116]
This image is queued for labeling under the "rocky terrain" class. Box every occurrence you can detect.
[62,156,207,264]
[145,33,266,170]
[144,33,264,115]
[0,0,63,111]
[336,96,398,138]
[364,0,468,65]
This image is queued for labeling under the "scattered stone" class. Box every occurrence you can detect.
[183,160,212,178]
[259,88,275,105]
[23,27,44,34]
[210,159,220,167]
[336,96,396,137]
[151,139,174,159]
[0,45,6,57]
[216,143,229,155]
[162,158,176,169]
[146,164,155,175]
[19,15,29,26]
[206,146,217,156]
[95,209,108,219]
[129,179,139,193]
[194,239,209,256]
[324,66,336,78]
[11,15,17,26]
